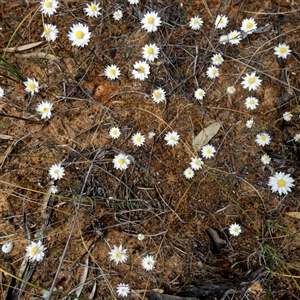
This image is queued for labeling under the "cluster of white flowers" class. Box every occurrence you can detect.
[109,244,156,271]
[14,0,299,283]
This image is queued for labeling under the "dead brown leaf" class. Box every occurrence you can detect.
[286,212,300,219]
[192,122,221,151]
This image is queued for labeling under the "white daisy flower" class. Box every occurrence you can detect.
[49,163,65,180]
[116,283,130,297]
[229,223,241,236]
[246,119,254,128]
[283,111,293,121]
[84,2,101,17]
[137,234,145,241]
[25,240,46,262]
[194,88,206,100]
[184,167,195,179]
[142,255,155,271]
[113,10,123,21]
[189,16,203,30]
[113,153,130,170]
[109,244,127,264]
[226,86,236,94]
[50,185,58,194]
[142,43,160,62]
[215,14,229,29]
[268,172,295,195]
[132,61,150,81]
[128,0,140,4]
[0,87,4,98]
[245,96,259,110]
[241,72,262,91]
[40,0,59,16]
[206,66,219,79]
[41,23,58,42]
[190,157,203,170]
[37,101,53,119]
[132,132,145,147]
[148,132,155,139]
[219,35,228,44]
[255,132,271,147]
[24,77,39,96]
[294,133,300,142]
[241,17,257,34]
[201,144,216,159]
[274,43,291,59]
[152,88,166,103]
[2,242,13,254]
[41,288,57,299]
[261,154,271,165]
[104,64,121,80]
[211,53,223,66]
[109,127,121,139]
[228,30,241,45]
[141,11,161,33]
[67,23,91,47]
[164,131,180,147]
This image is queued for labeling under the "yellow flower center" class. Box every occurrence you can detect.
[45,1,52,8]
[118,159,125,165]
[193,19,199,24]
[198,91,203,96]
[280,47,286,53]
[155,91,161,98]
[232,34,237,39]
[195,161,199,165]
[28,83,35,90]
[219,18,224,24]
[42,107,49,113]
[147,17,154,24]
[277,179,286,187]
[90,5,96,11]
[115,12,120,16]
[30,246,39,257]
[44,27,51,35]
[170,136,175,141]
[110,69,116,75]
[215,56,220,61]
[246,22,253,29]
[54,169,59,174]
[136,137,141,143]
[248,77,255,84]
[138,66,145,73]
[112,130,117,135]
[250,99,255,105]
[76,31,84,39]
[114,251,122,259]
[233,227,239,233]
[211,69,216,74]
[261,136,266,141]
[206,149,211,154]
[147,47,154,54]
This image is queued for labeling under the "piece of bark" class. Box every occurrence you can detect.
[145,293,198,300]
[205,227,227,254]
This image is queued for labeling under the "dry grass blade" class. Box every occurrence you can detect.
[15,52,60,62]
[1,42,44,53]
[285,212,300,219]
[0,134,14,140]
